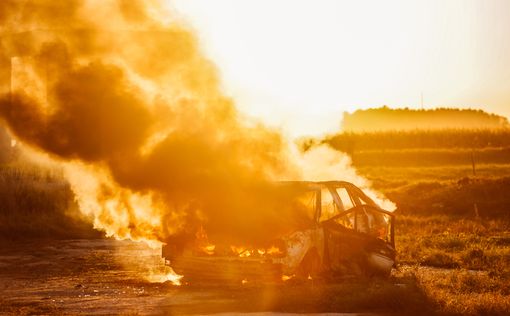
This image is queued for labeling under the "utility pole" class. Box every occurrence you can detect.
[471,149,476,177]
[471,148,480,218]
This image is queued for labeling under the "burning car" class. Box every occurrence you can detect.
[162,181,395,282]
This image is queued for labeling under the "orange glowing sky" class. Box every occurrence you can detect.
[170,0,510,137]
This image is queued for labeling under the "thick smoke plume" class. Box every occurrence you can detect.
[0,0,394,247]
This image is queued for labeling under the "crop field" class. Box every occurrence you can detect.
[341,131,510,315]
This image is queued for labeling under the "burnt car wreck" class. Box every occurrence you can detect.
[162,181,395,282]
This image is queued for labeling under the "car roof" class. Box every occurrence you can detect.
[276,180,360,189]
[275,180,387,212]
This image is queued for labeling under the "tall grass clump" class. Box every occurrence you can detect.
[0,163,98,240]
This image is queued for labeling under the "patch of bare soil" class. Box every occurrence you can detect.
[0,239,423,315]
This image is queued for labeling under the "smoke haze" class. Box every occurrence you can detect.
[0,0,393,246]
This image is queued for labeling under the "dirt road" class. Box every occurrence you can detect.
[0,239,408,315]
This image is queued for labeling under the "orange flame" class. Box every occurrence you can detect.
[147,266,183,286]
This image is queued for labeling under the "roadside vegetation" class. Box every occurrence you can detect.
[391,214,510,315]
[0,126,98,240]
[0,162,99,240]
[309,124,510,315]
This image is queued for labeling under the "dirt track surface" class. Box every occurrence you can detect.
[0,239,399,315]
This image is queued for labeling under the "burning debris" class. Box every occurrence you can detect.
[0,0,396,280]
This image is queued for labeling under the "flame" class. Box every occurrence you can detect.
[195,226,216,255]
[146,266,183,286]
[282,275,293,281]
[201,244,216,255]
[63,161,168,247]
[231,246,251,258]
[229,245,283,258]
[266,246,283,256]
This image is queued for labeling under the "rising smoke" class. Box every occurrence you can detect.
[0,0,394,247]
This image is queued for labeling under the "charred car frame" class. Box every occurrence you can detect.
[162,181,395,282]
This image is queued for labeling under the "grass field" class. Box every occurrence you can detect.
[307,127,510,315]
[391,214,510,315]
[357,165,510,217]
[355,162,510,315]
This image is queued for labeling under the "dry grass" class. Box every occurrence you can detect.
[393,214,510,315]
[352,162,510,315]
[394,267,510,316]
[356,165,510,218]
[0,163,99,240]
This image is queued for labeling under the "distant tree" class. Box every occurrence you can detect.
[341,107,509,132]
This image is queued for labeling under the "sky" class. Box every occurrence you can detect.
[170,0,510,137]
